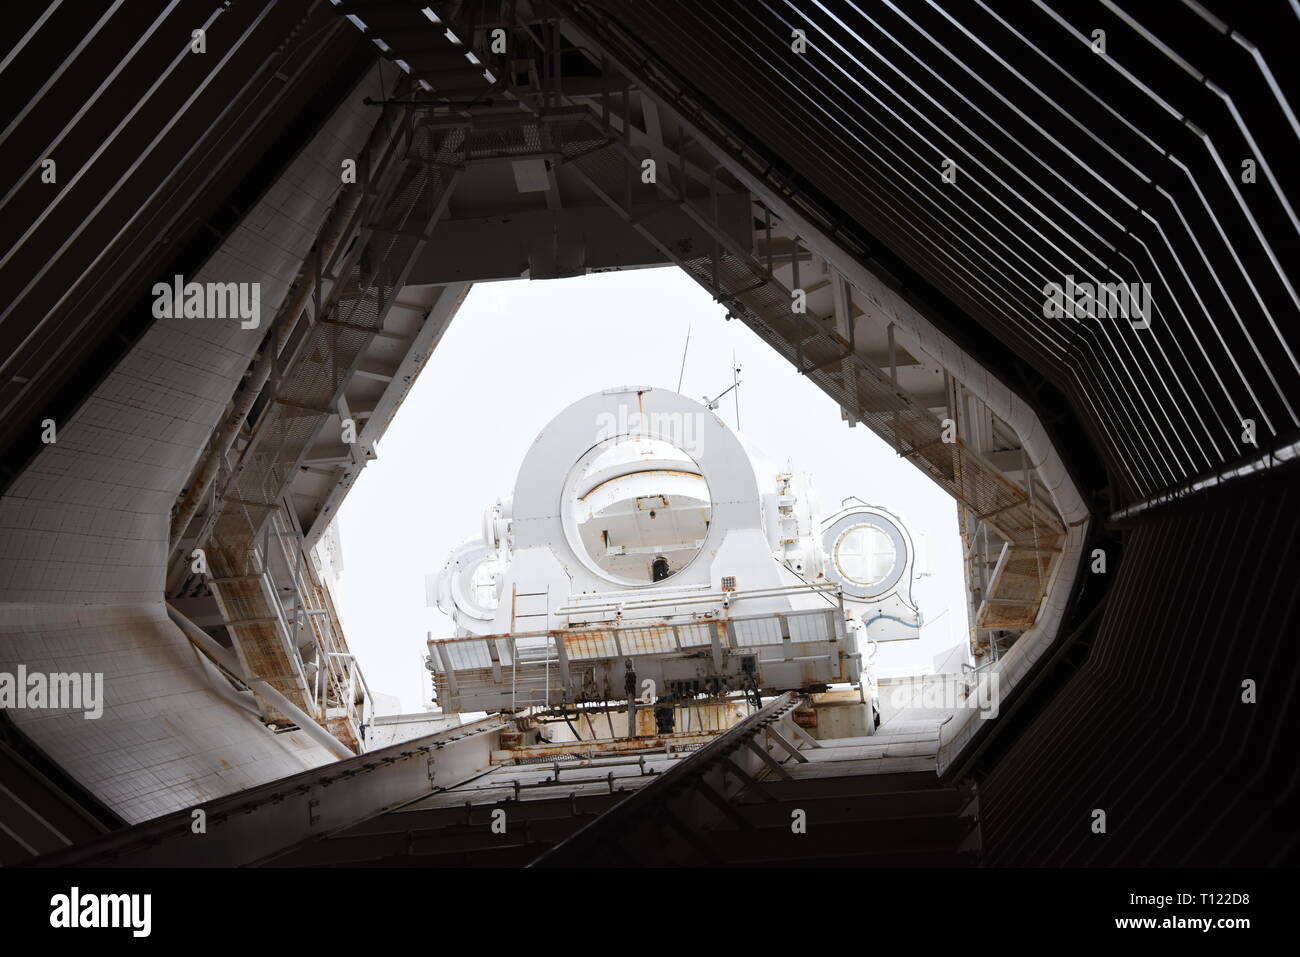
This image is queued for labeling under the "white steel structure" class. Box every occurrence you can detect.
[427,386,920,717]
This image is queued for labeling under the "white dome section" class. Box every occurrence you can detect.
[564,436,712,584]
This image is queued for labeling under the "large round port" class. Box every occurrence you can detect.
[833,523,897,589]
[822,509,909,599]
[563,436,712,585]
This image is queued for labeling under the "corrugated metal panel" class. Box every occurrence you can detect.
[978,470,1300,864]
[575,0,1300,508]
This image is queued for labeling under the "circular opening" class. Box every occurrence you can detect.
[443,545,503,621]
[467,557,502,612]
[833,523,897,588]
[564,436,712,585]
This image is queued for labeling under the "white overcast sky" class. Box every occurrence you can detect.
[332,267,970,714]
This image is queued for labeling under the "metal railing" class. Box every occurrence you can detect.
[428,605,850,713]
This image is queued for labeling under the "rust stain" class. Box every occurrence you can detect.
[562,624,681,658]
[431,616,726,651]
[495,729,721,761]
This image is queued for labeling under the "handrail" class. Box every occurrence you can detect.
[431,599,845,649]
[554,581,839,615]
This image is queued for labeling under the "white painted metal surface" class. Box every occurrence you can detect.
[428,387,924,714]
[0,64,396,823]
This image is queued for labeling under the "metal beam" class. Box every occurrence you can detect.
[531,692,802,867]
[304,283,469,547]
[167,604,352,761]
[32,715,507,867]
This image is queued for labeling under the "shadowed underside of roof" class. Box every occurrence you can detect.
[571,0,1300,510]
[0,0,1297,867]
[0,0,373,490]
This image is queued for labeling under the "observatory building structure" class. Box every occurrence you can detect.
[0,0,1295,873]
